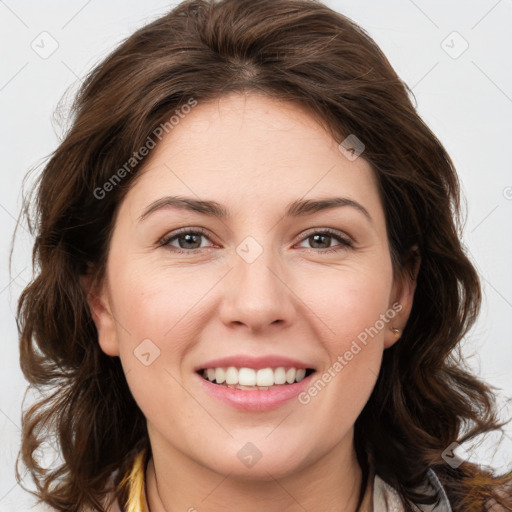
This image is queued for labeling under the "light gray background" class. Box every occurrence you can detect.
[1,1,511,510]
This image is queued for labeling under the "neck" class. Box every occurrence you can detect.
[145,433,363,512]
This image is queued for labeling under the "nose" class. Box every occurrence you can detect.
[218,243,296,333]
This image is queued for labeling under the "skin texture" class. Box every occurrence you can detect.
[86,93,418,512]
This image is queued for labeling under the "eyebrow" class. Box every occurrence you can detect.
[139,195,372,223]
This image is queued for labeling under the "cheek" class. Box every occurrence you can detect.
[296,264,392,410]
[111,265,209,351]
[111,274,195,430]
[331,285,392,351]
[109,265,217,419]
[300,260,393,348]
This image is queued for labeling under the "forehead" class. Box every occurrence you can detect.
[122,93,384,226]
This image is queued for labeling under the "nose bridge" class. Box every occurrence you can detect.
[219,236,293,330]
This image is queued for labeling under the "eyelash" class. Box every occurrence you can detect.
[158,227,355,255]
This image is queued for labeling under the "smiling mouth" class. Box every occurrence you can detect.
[197,367,316,390]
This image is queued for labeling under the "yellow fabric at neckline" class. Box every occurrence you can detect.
[119,449,149,512]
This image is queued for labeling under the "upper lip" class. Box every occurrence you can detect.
[195,355,315,371]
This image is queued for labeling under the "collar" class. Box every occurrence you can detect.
[371,469,453,512]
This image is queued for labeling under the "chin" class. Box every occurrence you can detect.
[201,439,313,481]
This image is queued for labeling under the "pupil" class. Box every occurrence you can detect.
[179,234,332,250]
[311,234,329,249]
[180,233,200,249]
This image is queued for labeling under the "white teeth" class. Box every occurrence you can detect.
[238,368,256,386]
[256,368,274,387]
[295,369,306,382]
[274,367,286,385]
[201,366,311,387]
[286,368,296,384]
[215,367,226,384]
[225,366,238,385]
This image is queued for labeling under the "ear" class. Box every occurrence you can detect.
[384,245,421,349]
[81,271,120,357]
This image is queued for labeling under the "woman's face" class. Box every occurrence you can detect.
[88,93,415,480]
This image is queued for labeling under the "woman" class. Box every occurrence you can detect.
[16,0,511,510]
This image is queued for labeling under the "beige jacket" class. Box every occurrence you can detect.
[367,470,452,511]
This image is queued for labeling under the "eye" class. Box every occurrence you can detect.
[158,227,354,255]
[296,229,354,253]
[159,228,214,253]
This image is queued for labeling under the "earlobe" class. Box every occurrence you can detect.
[384,245,421,349]
[80,273,120,357]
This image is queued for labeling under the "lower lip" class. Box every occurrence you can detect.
[196,372,315,412]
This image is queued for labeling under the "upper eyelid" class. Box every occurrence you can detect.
[159,226,214,245]
[296,227,353,242]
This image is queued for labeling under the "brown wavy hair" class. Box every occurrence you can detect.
[15,0,511,510]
